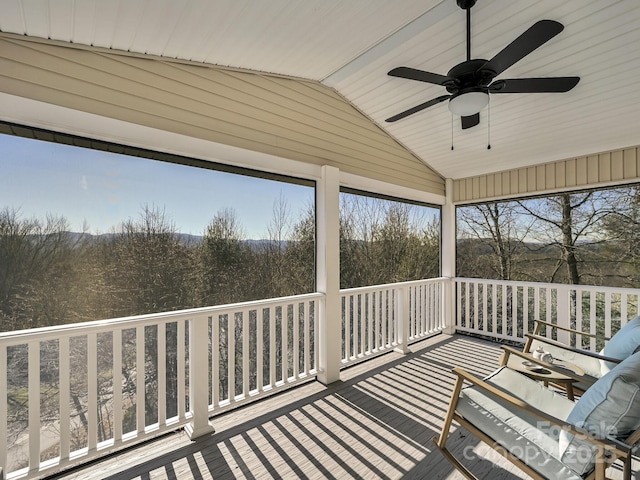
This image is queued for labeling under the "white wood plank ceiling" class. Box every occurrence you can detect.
[1,0,639,181]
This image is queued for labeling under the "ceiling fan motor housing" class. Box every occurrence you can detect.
[446,59,495,93]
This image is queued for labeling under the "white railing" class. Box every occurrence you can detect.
[0,293,321,480]
[456,278,640,347]
[340,278,448,367]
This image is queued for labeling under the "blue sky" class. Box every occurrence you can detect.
[0,134,314,239]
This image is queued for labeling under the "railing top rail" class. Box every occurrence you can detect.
[455,277,640,295]
[0,292,325,344]
[340,277,448,295]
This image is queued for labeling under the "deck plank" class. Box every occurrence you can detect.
[45,334,633,480]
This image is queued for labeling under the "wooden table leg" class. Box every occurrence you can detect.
[566,383,574,401]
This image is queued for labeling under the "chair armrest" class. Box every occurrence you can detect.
[532,319,610,341]
[452,367,631,457]
[525,333,622,364]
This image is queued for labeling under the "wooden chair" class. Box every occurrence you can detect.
[434,354,640,480]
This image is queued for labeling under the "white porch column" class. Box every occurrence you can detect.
[185,317,215,439]
[442,178,457,335]
[317,165,341,385]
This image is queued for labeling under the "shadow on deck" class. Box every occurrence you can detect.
[48,334,529,480]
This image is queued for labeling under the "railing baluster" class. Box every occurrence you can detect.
[345,295,351,360]
[605,291,612,339]
[511,285,518,340]
[88,333,98,449]
[359,294,364,358]
[482,282,488,334]
[293,303,300,379]
[621,293,628,326]
[157,323,166,427]
[464,281,470,330]
[367,292,378,352]
[422,284,427,334]
[380,290,386,348]
[590,291,597,350]
[575,289,584,347]
[257,308,264,392]
[269,307,276,388]
[456,280,462,330]
[303,301,310,376]
[281,306,288,382]
[0,344,7,473]
[242,310,250,399]
[228,314,235,404]
[212,316,220,408]
[522,286,528,335]
[28,340,40,473]
[472,282,478,332]
[136,326,145,435]
[113,330,123,442]
[59,337,70,460]
[177,320,186,421]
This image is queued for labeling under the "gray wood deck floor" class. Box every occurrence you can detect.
[45,334,633,480]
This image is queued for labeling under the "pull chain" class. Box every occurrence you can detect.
[451,114,454,151]
[487,97,492,150]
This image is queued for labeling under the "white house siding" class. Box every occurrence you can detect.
[0,35,444,196]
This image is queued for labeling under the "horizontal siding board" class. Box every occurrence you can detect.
[7,42,432,178]
[0,37,444,195]
[2,71,443,192]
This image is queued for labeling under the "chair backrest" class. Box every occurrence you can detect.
[560,350,640,476]
[600,315,640,374]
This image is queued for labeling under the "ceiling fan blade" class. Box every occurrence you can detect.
[461,113,480,129]
[480,20,564,77]
[385,95,450,122]
[489,77,580,93]
[388,66,453,86]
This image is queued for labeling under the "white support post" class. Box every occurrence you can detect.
[185,317,214,440]
[442,178,457,334]
[317,165,341,385]
[395,286,411,354]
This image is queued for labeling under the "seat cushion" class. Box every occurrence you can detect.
[600,316,640,374]
[560,351,640,476]
[457,366,582,480]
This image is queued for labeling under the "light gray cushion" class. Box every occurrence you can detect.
[560,351,640,476]
[600,316,640,374]
[457,367,582,480]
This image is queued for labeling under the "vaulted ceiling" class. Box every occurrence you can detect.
[1,0,639,180]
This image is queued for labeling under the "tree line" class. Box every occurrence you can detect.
[456,184,640,288]
[2,194,439,468]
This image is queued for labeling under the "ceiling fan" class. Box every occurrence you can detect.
[385,0,580,129]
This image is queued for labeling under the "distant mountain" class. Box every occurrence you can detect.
[62,232,287,250]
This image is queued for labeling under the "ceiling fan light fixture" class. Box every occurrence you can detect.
[448,89,489,116]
